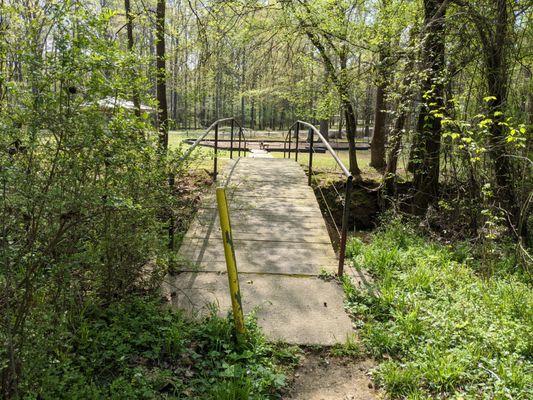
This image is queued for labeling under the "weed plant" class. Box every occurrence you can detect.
[14,297,296,399]
[344,219,532,398]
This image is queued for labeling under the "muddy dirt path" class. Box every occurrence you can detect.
[284,350,379,400]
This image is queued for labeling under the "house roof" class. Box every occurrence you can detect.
[96,97,155,112]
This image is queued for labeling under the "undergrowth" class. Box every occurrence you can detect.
[16,297,297,399]
[344,219,532,399]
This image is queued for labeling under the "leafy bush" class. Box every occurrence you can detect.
[344,219,533,398]
[17,297,292,399]
[0,6,184,395]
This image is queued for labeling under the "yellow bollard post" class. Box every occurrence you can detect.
[216,187,246,336]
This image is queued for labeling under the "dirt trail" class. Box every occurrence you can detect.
[285,351,379,400]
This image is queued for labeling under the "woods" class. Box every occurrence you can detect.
[0,0,531,398]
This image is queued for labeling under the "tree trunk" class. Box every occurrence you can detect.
[384,113,406,197]
[156,0,175,248]
[304,29,361,179]
[279,106,285,130]
[370,82,386,169]
[371,0,392,170]
[156,0,168,150]
[484,0,519,230]
[215,64,221,120]
[183,38,189,129]
[319,119,329,140]
[241,51,246,126]
[201,92,206,126]
[364,87,372,138]
[526,68,533,126]
[125,0,140,116]
[337,105,343,138]
[344,99,362,180]
[250,99,255,130]
[411,0,446,214]
[261,102,266,130]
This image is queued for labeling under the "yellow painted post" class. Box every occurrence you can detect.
[216,187,246,336]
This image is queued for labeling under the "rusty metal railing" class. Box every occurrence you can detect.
[283,120,353,277]
[180,117,248,180]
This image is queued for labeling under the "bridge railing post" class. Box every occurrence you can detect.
[238,126,242,158]
[214,122,218,181]
[338,176,353,277]
[288,125,292,159]
[307,126,314,186]
[295,122,300,162]
[283,134,286,158]
[230,119,234,159]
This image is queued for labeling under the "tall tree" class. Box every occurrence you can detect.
[125,0,141,116]
[370,59,387,170]
[370,0,391,170]
[411,0,447,213]
[382,25,418,199]
[289,0,362,179]
[156,0,169,150]
[455,0,522,233]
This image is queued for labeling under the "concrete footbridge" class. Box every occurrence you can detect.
[163,118,356,345]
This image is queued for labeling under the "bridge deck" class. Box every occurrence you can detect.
[163,156,353,345]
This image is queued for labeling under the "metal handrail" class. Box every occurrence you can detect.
[284,121,351,178]
[231,118,248,159]
[180,117,233,160]
[180,117,248,180]
[283,120,353,277]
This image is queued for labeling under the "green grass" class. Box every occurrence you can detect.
[19,297,297,399]
[170,129,288,142]
[169,130,238,171]
[272,150,371,172]
[271,148,413,182]
[343,219,533,399]
[169,130,382,178]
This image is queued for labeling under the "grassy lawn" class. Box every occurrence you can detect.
[169,130,238,171]
[272,150,369,171]
[170,129,411,182]
[271,150,396,182]
[169,129,288,143]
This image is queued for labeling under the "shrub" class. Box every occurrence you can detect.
[0,7,181,395]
